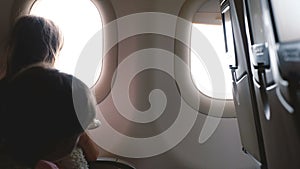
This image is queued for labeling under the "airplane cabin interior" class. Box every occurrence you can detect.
[0,0,299,168]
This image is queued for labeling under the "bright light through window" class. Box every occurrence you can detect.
[30,0,102,87]
[191,24,233,99]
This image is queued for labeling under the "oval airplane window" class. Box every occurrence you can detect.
[191,23,233,99]
[30,0,102,88]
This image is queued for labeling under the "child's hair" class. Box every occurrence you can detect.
[4,67,96,167]
[6,15,63,77]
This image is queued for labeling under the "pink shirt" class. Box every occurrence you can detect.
[35,160,59,169]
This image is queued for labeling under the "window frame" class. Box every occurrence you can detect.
[11,0,117,103]
[174,0,236,118]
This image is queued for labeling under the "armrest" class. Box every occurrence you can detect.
[88,157,136,169]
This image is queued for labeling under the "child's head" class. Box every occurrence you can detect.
[6,15,63,77]
[4,67,96,167]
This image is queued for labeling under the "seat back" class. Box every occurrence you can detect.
[220,0,267,167]
[245,0,300,168]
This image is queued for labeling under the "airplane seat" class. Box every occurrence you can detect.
[220,0,267,168]
[244,0,300,168]
[88,157,136,169]
[277,43,300,114]
[266,0,300,116]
